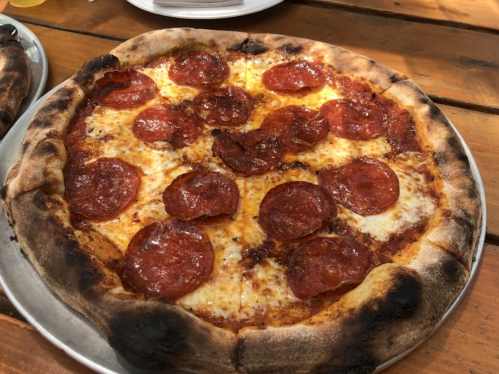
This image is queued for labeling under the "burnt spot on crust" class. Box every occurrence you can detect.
[447,137,469,163]
[317,270,422,373]
[314,347,375,374]
[280,43,302,55]
[0,185,8,200]
[29,88,75,129]
[33,141,60,159]
[62,235,105,297]
[389,74,405,84]
[73,54,121,87]
[108,307,188,371]
[0,24,17,37]
[0,110,12,126]
[238,38,269,55]
[441,256,462,283]
[21,140,31,154]
[427,101,445,122]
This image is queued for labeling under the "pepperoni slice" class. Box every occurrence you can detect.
[132,102,203,148]
[169,51,230,88]
[328,74,374,103]
[93,69,156,109]
[260,105,329,153]
[374,96,422,154]
[65,158,141,221]
[163,171,240,222]
[193,86,253,127]
[258,181,336,242]
[319,99,385,140]
[318,157,400,216]
[262,60,325,95]
[117,220,214,300]
[287,237,377,299]
[212,129,284,176]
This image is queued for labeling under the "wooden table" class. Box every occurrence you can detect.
[0,1,498,373]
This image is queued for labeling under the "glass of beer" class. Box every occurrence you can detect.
[9,0,48,7]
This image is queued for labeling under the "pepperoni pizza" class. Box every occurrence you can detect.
[1,29,482,374]
[0,24,31,139]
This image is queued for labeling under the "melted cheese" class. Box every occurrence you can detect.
[77,49,441,328]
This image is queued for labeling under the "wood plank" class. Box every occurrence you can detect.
[4,0,499,110]
[294,0,499,32]
[0,244,496,374]
[384,244,499,374]
[0,314,95,374]
[438,104,499,238]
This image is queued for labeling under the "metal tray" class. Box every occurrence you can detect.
[0,14,48,127]
[0,88,487,374]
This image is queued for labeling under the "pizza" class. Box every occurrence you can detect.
[1,28,482,374]
[0,24,31,139]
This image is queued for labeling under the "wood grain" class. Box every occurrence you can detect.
[0,314,95,374]
[23,25,119,92]
[294,0,499,32]
[5,0,499,110]
[0,245,496,374]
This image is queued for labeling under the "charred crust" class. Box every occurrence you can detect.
[314,347,376,374]
[389,74,406,84]
[0,185,8,200]
[33,141,60,158]
[0,110,12,126]
[377,271,422,321]
[73,54,120,86]
[419,96,429,105]
[441,257,462,283]
[427,101,445,122]
[41,89,74,112]
[446,137,469,163]
[108,307,188,371]
[238,39,269,55]
[452,215,474,247]
[62,236,104,297]
[280,43,302,54]
[0,24,17,37]
[319,271,421,372]
[0,39,20,48]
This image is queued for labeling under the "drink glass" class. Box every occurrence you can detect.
[9,0,47,7]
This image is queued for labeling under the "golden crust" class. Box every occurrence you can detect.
[0,25,31,139]
[111,28,249,67]
[1,28,482,374]
[383,79,482,269]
